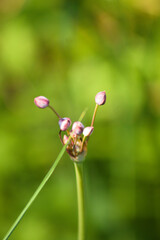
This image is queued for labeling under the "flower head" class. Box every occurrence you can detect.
[63,135,69,145]
[34,90,106,162]
[34,96,49,108]
[72,121,84,135]
[95,91,106,105]
[83,126,94,137]
[59,118,71,131]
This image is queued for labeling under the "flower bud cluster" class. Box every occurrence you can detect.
[34,91,106,162]
[59,120,94,162]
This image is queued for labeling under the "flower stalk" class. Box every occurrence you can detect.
[74,162,85,240]
[48,105,61,119]
[91,104,98,127]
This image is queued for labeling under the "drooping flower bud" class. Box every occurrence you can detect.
[95,91,106,105]
[59,118,71,131]
[34,96,49,108]
[72,121,84,135]
[63,135,69,145]
[83,126,94,137]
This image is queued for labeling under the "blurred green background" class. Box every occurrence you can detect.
[0,0,160,239]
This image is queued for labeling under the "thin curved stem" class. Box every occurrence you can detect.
[2,139,70,240]
[74,163,85,240]
[49,105,61,119]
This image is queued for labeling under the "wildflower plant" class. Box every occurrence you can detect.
[3,91,106,240]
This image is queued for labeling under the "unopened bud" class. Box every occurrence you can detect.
[95,91,106,105]
[63,135,69,145]
[34,96,49,108]
[70,131,77,139]
[72,121,84,135]
[83,126,94,137]
[59,118,71,131]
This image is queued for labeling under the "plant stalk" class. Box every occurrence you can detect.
[74,163,85,240]
[91,104,98,127]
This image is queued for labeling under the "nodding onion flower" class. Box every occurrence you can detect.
[34,91,106,162]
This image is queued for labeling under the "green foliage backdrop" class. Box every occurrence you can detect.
[0,0,160,239]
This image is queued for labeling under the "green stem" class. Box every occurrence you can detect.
[3,140,70,240]
[79,108,88,122]
[74,163,85,240]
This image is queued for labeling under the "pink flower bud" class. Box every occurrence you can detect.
[72,121,84,135]
[63,135,69,145]
[95,91,106,105]
[83,126,94,137]
[34,96,49,108]
[70,131,77,139]
[59,118,71,131]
